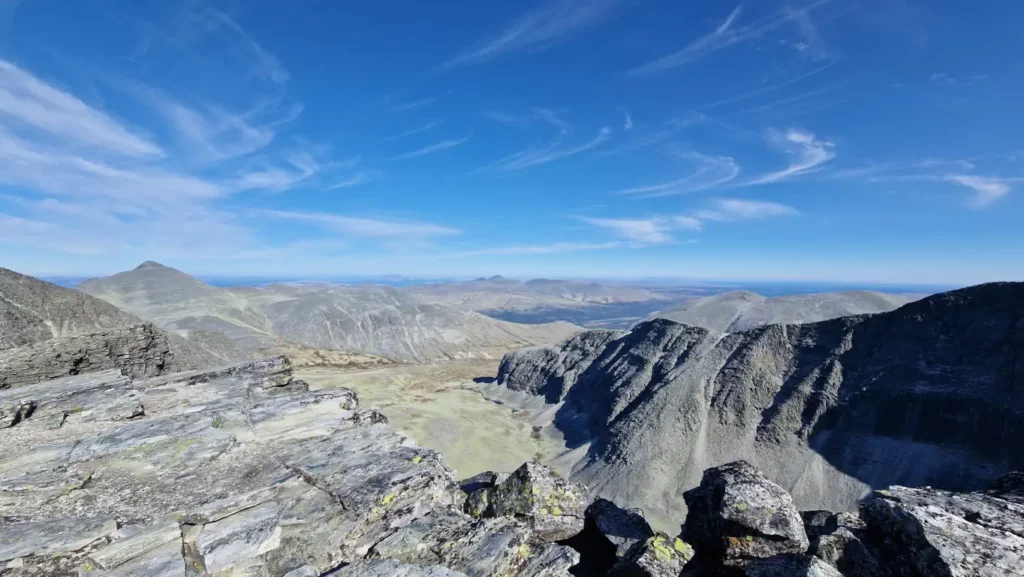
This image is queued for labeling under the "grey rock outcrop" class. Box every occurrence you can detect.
[608,533,693,577]
[0,357,591,576]
[489,461,590,542]
[682,461,809,568]
[333,559,470,576]
[802,511,884,577]
[859,483,1024,576]
[586,498,655,559]
[743,554,843,577]
[496,282,1024,530]
[0,323,174,389]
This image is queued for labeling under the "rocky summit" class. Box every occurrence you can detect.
[496,282,1024,531]
[2,314,1024,575]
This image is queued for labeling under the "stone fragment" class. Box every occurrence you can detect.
[608,533,693,577]
[86,520,181,570]
[0,516,117,562]
[802,510,884,577]
[515,542,580,577]
[332,558,469,577]
[860,484,1024,577]
[587,498,654,558]
[682,461,809,568]
[744,553,843,577]
[490,462,588,542]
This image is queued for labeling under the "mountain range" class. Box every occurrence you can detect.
[77,262,579,362]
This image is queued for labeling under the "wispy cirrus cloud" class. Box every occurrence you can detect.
[943,175,1013,208]
[328,170,383,190]
[0,125,222,208]
[0,59,162,158]
[451,241,622,258]
[483,127,610,172]
[0,26,375,266]
[391,135,471,160]
[137,87,303,164]
[486,108,571,134]
[744,128,835,185]
[615,152,739,197]
[232,151,322,192]
[688,64,833,114]
[579,215,700,245]
[438,0,618,70]
[628,1,831,76]
[620,109,633,131]
[391,94,448,113]
[264,210,460,238]
[695,198,799,221]
[382,121,441,141]
[199,7,290,84]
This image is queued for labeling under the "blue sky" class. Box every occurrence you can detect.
[0,0,1021,284]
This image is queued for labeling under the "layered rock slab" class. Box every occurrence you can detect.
[859,482,1024,577]
[0,323,173,389]
[0,357,582,576]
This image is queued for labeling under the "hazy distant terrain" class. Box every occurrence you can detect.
[411,276,699,328]
[408,276,668,309]
[79,262,579,361]
[645,290,916,332]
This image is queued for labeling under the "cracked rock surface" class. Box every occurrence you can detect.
[0,357,580,576]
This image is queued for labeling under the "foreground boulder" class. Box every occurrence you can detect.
[586,498,655,559]
[859,481,1024,576]
[489,461,589,542]
[0,358,583,576]
[682,461,809,568]
[608,533,693,577]
[802,511,884,577]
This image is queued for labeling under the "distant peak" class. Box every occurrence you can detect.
[488,275,505,281]
[135,261,167,270]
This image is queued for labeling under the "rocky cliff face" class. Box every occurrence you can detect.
[0,323,175,389]
[497,330,626,403]
[496,282,1024,530]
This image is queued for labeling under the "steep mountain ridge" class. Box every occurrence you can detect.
[496,282,1024,530]
[0,267,141,349]
[0,267,225,369]
[79,262,278,352]
[646,289,914,332]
